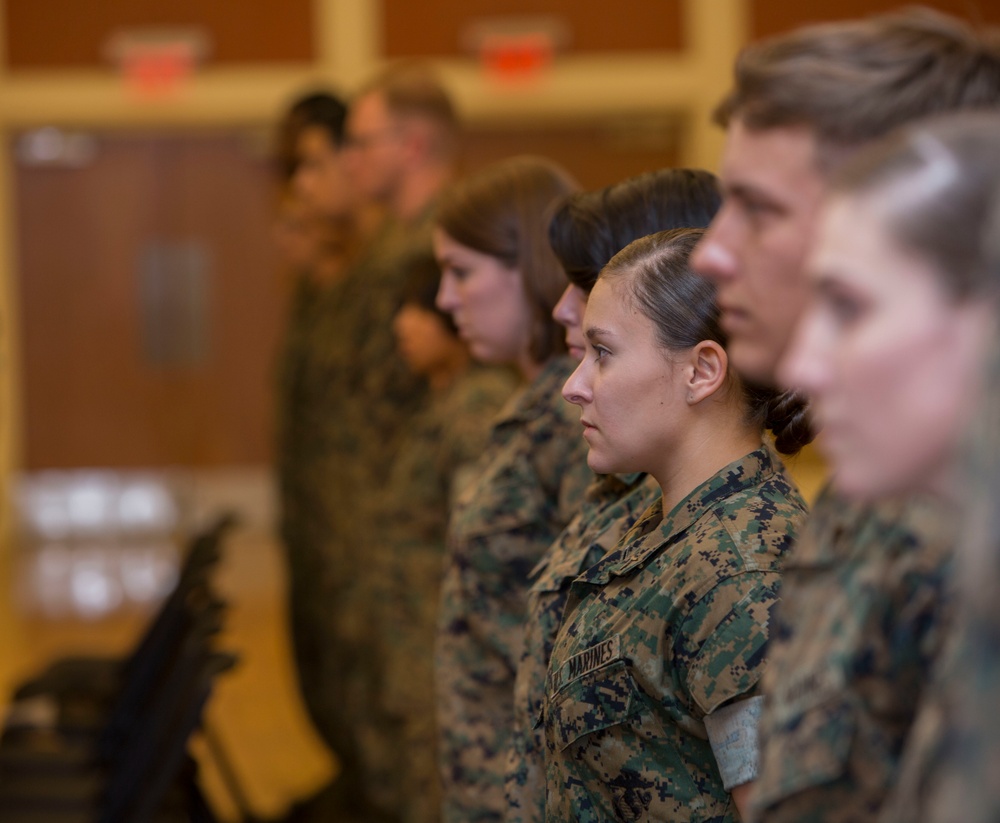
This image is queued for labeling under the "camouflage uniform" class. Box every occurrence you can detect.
[275,213,431,813]
[435,356,593,823]
[505,472,660,823]
[276,270,357,756]
[369,365,515,823]
[878,345,1000,823]
[752,490,954,823]
[877,569,993,823]
[873,640,953,823]
[543,448,806,823]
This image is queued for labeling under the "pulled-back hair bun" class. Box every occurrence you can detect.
[602,228,816,456]
[759,388,815,456]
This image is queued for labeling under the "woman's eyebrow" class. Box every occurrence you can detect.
[585,326,613,341]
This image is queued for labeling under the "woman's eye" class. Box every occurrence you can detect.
[826,293,864,325]
[594,346,610,362]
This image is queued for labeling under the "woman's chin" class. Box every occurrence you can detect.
[586,451,618,476]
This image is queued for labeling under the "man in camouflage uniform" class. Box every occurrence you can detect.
[542,448,806,822]
[690,10,1000,822]
[274,91,381,808]
[277,68,460,820]
[505,471,658,823]
[335,65,462,820]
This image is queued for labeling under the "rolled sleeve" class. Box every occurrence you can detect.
[705,695,764,790]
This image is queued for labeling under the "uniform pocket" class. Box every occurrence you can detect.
[549,658,640,751]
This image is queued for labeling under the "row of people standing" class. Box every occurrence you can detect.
[273,7,1000,822]
[428,9,1000,823]
[690,9,1000,823]
[273,85,795,818]
[381,145,814,823]
[273,67,512,821]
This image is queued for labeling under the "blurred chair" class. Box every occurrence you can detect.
[0,513,242,823]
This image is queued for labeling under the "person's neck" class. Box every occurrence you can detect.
[391,164,452,223]
[310,214,360,286]
[652,414,762,514]
[515,351,547,385]
[427,347,470,393]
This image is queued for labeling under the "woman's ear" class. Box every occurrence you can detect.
[685,340,729,404]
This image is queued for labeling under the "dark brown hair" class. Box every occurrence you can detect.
[399,252,458,336]
[602,228,813,454]
[436,156,580,365]
[548,168,721,292]
[274,90,347,181]
[715,8,1000,164]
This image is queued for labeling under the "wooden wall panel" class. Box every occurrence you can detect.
[383,0,685,58]
[14,119,682,471]
[461,118,683,191]
[751,0,1000,39]
[4,0,315,68]
[15,132,286,469]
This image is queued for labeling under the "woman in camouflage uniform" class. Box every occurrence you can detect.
[546,228,811,821]
[505,168,722,823]
[431,156,594,822]
[778,113,1000,823]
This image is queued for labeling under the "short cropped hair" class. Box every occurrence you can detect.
[715,8,1000,161]
[356,62,460,158]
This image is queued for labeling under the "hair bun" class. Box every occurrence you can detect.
[765,389,815,455]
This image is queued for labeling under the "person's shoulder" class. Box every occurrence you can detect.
[502,357,581,431]
[449,366,518,412]
[691,451,807,571]
[724,463,810,536]
[691,502,794,580]
[802,486,951,568]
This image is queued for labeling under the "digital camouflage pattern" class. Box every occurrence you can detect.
[435,356,593,823]
[276,272,339,737]
[753,489,954,823]
[368,364,515,823]
[874,645,952,823]
[879,337,1000,823]
[275,212,432,809]
[276,268,370,772]
[505,471,660,823]
[878,570,996,823]
[543,448,806,823]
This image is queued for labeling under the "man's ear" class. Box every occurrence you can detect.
[685,340,729,404]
